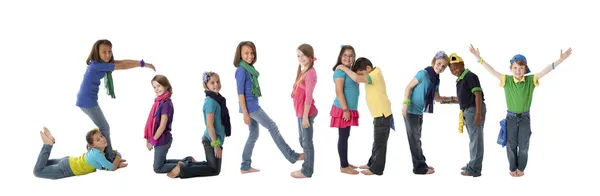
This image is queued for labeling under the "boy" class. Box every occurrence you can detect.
[336,57,394,176]
[468,44,572,177]
[448,53,486,177]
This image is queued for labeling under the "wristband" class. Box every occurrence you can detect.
[211,140,220,147]
[477,58,483,64]
[403,100,411,105]
[552,62,555,70]
[140,59,145,67]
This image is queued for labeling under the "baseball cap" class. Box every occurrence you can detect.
[510,54,530,74]
[449,53,464,64]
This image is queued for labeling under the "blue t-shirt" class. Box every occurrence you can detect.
[332,70,360,110]
[235,67,260,114]
[85,148,115,170]
[203,97,226,146]
[76,61,115,108]
[409,70,440,115]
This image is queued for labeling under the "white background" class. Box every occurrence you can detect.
[1,0,598,195]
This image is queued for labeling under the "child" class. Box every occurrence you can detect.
[330,45,361,175]
[336,57,394,176]
[234,41,304,174]
[144,74,191,175]
[166,72,231,179]
[468,44,572,177]
[76,39,156,161]
[402,51,457,175]
[33,127,127,180]
[290,44,318,178]
[448,53,486,177]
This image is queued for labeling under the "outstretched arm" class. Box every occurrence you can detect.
[114,60,155,71]
[336,66,369,83]
[435,92,457,104]
[469,44,502,80]
[535,48,572,80]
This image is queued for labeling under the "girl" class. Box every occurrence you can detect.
[144,75,191,175]
[234,41,304,174]
[290,44,318,178]
[330,45,360,175]
[76,39,156,162]
[402,51,457,175]
[166,72,231,179]
[33,127,127,180]
[468,44,572,177]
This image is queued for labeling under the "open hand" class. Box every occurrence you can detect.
[119,162,128,168]
[560,48,572,60]
[469,44,482,59]
[145,63,156,71]
[214,146,222,158]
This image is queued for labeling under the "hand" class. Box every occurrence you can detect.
[146,141,153,151]
[343,110,350,121]
[559,48,572,61]
[243,114,251,125]
[474,113,482,125]
[118,162,128,168]
[336,65,348,71]
[402,104,408,117]
[214,146,222,158]
[302,117,310,128]
[145,63,156,71]
[469,44,481,59]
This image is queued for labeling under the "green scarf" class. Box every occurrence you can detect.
[239,61,262,97]
[104,71,116,99]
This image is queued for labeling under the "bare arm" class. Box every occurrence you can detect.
[206,113,218,142]
[474,91,483,115]
[404,78,419,101]
[536,48,572,80]
[114,60,144,70]
[238,95,250,116]
[335,79,349,110]
[153,114,168,140]
[110,156,122,171]
[337,66,369,83]
[469,44,502,80]
[434,92,457,103]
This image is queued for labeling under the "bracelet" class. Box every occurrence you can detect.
[450,96,455,101]
[403,100,411,105]
[477,58,483,64]
[140,59,145,67]
[210,140,220,147]
[552,62,555,70]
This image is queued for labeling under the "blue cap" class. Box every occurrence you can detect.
[510,54,530,74]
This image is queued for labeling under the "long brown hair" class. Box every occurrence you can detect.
[333,45,356,71]
[86,39,114,65]
[233,41,257,67]
[295,44,315,84]
[151,74,173,97]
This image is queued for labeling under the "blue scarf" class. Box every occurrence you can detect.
[424,66,439,113]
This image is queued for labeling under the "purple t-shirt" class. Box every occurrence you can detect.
[76,61,116,108]
[153,99,174,146]
[235,66,261,113]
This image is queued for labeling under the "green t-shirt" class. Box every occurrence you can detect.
[501,74,539,113]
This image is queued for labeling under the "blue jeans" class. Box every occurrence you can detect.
[366,114,393,175]
[241,108,301,171]
[153,138,183,173]
[179,136,221,178]
[80,105,115,161]
[403,113,429,174]
[506,111,532,172]
[33,145,75,180]
[297,113,317,177]
[462,103,486,177]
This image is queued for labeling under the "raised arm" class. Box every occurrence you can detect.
[336,66,369,83]
[114,60,155,71]
[535,48,572,80]
[469,44,502,80]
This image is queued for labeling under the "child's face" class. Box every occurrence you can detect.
[90,132,107,149]
[206,75,222,93]
[510,63,528,78]
[241,45,255,64]
[356,66,373,75]
[432,59,449,74]
[99,44,112,63]
[297,50,311,67]
[449,63,464,77]
[152,81,167,97]
[341,49,354,67]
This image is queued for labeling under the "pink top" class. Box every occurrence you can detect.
[291,68,318,118]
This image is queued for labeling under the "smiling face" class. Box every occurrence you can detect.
[241,45,255,65]
[205,74,221,93]
[98,44,112,63]
[89,131,107,149]
[341,49,354,67]
[432,58,449,74]
[297,49,311,67]
[449,62,465,77]
[152,80,166,96]
[510,61,528,79]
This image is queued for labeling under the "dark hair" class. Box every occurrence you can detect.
[353,57,373,71]
[233,41,257,67]
[86,39,114,65]
[296,44,315,83]
[85,128,101,150]
[151,74,173,97]
[333,45,356,71]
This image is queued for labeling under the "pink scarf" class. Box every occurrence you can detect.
[144,91,171,145]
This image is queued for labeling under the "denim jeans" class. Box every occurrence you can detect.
[153,138,183,173]
[403,113,429,174]
[241,108,301,171]
[506,112,532,172]
[179,136,221,178]
[297,113,317,177]
[366,114,392,175]
[33,144,75,180]
[80,105,115,161]
[462,103,486,177]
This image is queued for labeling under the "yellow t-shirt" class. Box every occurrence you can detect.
[68,153,97,176]
[365,67,393,118]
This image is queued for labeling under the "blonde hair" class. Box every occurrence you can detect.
[202,71,219,90]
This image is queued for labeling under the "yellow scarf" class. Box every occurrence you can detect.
[458,110,465,133]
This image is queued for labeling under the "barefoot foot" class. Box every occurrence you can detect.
[425,168,435,174]
[340,167,359,175]
[509,171,517,177]
[360,169,375,175]
[43,127,56,143]
[167,162,182,178]
[40,131,53,145]
[516,170,525,177]
[241,168,260,174]
[348,164,358,169]
[290,170,308,178]
[358,165,369,169]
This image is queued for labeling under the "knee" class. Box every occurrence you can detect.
[247,132,259,141]
[301,140,314,150]
[33,169,41,177]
